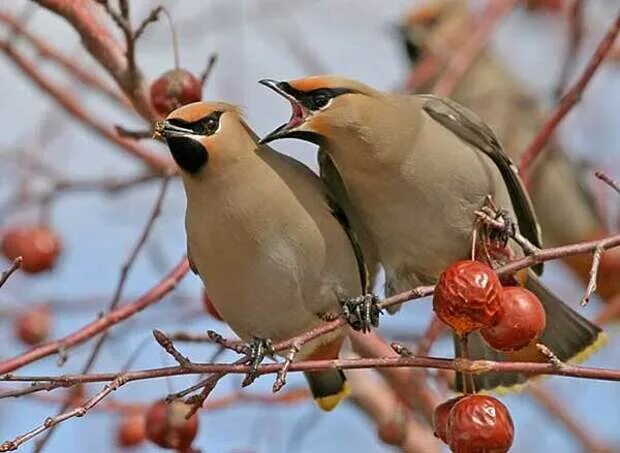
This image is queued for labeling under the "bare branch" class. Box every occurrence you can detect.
[519,12,620,176]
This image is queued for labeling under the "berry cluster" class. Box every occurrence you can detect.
[431,260,547,452]
[433,260,546,352]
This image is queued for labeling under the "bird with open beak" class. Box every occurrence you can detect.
[156,100,380,411]
[260,75,605,393]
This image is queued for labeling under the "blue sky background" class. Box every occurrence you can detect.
[1,1,620,452]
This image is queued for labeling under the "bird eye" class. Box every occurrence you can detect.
[202,117,218,135]
[311,92,331,110]
[198,112,222,135]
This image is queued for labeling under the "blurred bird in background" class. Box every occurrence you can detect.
[398,0,620,303]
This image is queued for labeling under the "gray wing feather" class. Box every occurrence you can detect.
[319,148,380,292]
[421,94,543,275]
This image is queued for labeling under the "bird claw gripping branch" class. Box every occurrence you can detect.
[241,337,275,387]
[487,208,517,248]
[340,294,382,333]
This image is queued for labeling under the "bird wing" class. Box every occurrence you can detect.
[319,148,379,293]
[420,94,543,275]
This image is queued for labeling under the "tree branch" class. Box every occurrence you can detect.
[519,12,620,176]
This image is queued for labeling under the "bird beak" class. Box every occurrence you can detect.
[154,120,194,140]
[259,79,310,144]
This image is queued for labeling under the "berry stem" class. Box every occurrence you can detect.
[160,7,179,70]
[459,334,476,395]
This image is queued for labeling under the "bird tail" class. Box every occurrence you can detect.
[304,370,350,411]
[454,272,606,393]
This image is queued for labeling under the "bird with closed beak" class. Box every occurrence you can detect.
[155,101,378,411]
[260,75,605,392]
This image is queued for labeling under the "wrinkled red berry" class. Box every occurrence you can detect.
[15,305,51,345]
[447,395,514,453]
[145,400,198,450]
[151,69,202,117]
[203,289,222,321]
[482,287,546,352]
[1,226,61,274]
[433,396,463,444]
[433,260,503,335]
[117,411,146,448]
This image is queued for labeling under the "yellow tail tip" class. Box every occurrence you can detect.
[314,382,351,412]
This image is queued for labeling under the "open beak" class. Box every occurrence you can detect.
[153,120,193,140]
[259,79,310,144]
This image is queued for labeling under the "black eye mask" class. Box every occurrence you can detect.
[168,110,223,136]
[283,85,355,111]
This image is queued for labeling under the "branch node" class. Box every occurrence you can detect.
[581,245,604,306]
[273,341,301,393]
[391,342,414,357]
[537,343,564,369]
[152,329,192,367]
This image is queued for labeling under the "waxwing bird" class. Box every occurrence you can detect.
[399,0,620,301]
[260,75,605,392]
[156,101,377,411]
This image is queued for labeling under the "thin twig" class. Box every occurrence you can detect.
[519,13,620,176]
[273,342,301,393]
[595,170,620,195]
[0,258,22,289]
[153,330,192,367]
[200,53,218,87]
[536,343,563,369]
[1,233,618,377]
[33,0,157,120]
[0,41,172,171]
[0,11,131,110]
[0,258,189,375]
[34,175,171,452]
[581,245,605,306]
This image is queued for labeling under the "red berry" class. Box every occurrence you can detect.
[433,261,503,335]
[1,226,61,274]
[481,287,546,352]
[117,412,146,448]
[432,397,463,443]
[447,395,514,453]
[15,305,51,345]
[203,289,222,321]
[145,400,198,450]
[150,69,202,117]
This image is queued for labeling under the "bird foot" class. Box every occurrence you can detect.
[340,294,382,333]
[488,208,517,247]
[241,337,275,387]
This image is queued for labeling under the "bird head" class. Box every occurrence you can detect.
[399,0,464,64]
[156,101,253,176]
[259,75,382,146]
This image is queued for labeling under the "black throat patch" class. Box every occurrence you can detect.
[166,136,209,174]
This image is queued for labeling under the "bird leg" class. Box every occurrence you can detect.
[241,337,275,387]
[485,207,517,248]
[340,294,382,333]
